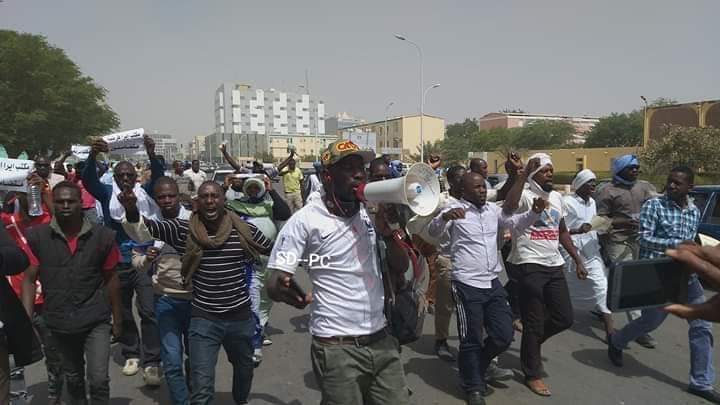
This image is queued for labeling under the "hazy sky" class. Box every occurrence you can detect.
[2,1,718,143]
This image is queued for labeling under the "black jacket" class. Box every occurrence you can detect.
[0,225,42,367]
[26,219,116,334]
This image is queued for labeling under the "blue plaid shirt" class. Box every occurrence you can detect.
[638,195,700,259]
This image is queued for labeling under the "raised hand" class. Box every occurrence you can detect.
[90,139,109,158]
[143,135,156,158]
[442,207,466,221]
[505,152,524,176]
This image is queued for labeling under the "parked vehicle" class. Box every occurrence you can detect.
[690,186,720,246]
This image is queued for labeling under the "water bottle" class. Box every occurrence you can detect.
[28,184,43,216]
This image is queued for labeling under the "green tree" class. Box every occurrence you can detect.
[583,98,677,148]
[0,30,119,158]
[409,140,443,163]
[513,120,577,149]
[640,125,720,174]
[583,112,643,147]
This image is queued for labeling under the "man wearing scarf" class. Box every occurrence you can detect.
[504,153,586,397]
[83,136,164,384]
[226,175,291,366]
[595,154,658,348]
[119,179,272,405]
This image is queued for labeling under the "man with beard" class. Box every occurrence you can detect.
[595,154,658,348]
[429,170,543,405]
[608,166,720,403]
[503,153,586,397]
[266,140,412,405]
[83,136,164,385]
[23,181,122,405]
[120,180,272,405]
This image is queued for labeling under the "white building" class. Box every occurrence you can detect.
[213,83,326,158]
[147,133,179,161]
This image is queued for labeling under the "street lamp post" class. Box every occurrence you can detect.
[384,101,394,156]
[394,34,424,161]
[422,84,441,161]
[640,95,648,146]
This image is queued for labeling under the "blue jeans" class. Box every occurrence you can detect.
[612,275,715,390]
[156,296,192,405]
[189,316,255,405]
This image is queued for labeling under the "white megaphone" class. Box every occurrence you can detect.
[355,163,441,216]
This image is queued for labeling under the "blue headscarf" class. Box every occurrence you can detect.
[612,154,639,186]
[389,160,403,178]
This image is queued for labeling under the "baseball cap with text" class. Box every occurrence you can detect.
[320,140,375,168]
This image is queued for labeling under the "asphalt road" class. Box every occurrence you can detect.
[18,266,720,405]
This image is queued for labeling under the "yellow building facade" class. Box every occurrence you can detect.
[342,114,445,161]
[484,146,641,174]
[268,134,339,161]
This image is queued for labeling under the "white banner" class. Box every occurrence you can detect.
[0,158,35,191]
[103,128,146,155]
[71,144,91,160]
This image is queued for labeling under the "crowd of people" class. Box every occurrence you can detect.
[2,135,720,405]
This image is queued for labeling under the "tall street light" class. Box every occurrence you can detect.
[394,34,424,161]
[384,101,394,155]
[640,95,648,146]
[422,83,441,162]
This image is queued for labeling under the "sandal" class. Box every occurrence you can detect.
[525,378,552,397]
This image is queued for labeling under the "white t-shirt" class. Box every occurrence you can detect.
[267,197,386,338]
[183,169,207,191]
[508,188,567,267]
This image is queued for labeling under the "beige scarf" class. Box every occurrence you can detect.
[180,209,267,286]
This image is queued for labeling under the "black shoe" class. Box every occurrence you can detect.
[435,340,456,362]
[607,335,624,367]
[635,333,657,349]
[688,387,720,404]
[466,391,486,405]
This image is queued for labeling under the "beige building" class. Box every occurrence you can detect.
[342,114,445,161]
[479,112,599,144]
[484,146,640,174]
[268,133,339,162]
[190,135,207,160]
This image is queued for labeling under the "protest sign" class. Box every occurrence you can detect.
[0,158,35,191]
[103,128,146,155]
[72,144,91,160]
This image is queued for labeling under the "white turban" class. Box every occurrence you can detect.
[572,169,596,191]
[526,153,553,198]
[526,153,553,177]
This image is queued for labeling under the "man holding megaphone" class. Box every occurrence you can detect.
[266,140,413,405]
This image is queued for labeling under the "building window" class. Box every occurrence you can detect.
[575,157,584,172]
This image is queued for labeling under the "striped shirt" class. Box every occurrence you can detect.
[638,195,700,259]
[144,217,272,318]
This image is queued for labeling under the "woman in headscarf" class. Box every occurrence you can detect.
[563,169,613,339]
[225,175,291,366]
